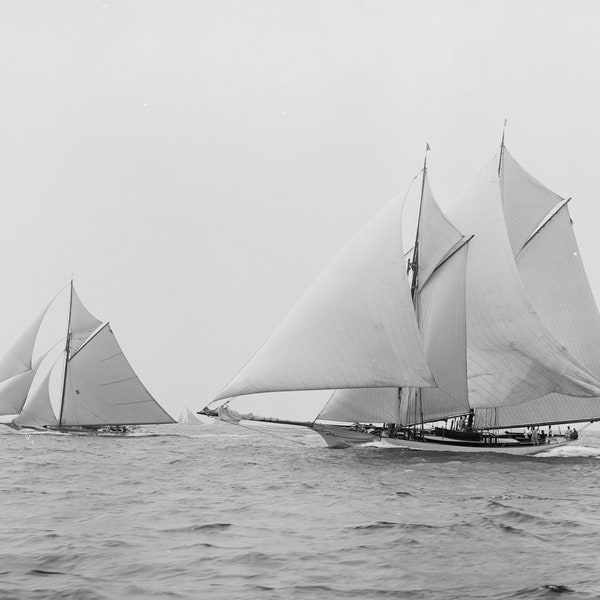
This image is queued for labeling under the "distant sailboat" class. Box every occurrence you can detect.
[178,406,203,425]
[0,282,174,433]
[207,140,600,454]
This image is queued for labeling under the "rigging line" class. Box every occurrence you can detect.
[217,418,308,446]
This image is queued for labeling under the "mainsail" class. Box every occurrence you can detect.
[4,283,174,429]
[448,153,600,409]
[475,156,600,428]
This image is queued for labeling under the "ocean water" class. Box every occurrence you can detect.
[2,422,600,600]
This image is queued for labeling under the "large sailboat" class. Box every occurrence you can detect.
[207,140,600,455]
[0,282,175,433]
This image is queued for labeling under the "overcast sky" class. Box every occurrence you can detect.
[1,1,599,421]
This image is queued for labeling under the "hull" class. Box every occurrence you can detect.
[312,423,381,448]
[312,423,570,455]
[7,423,135,436]
[381,434,568,455]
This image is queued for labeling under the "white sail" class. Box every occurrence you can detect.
[417,176,466,288]
[215,184,435,401]
[0,371,37,416]
[60,324,174,426]
[178,406,203,425]
[417,243,471,422]
[449,164,600,408]
[0,305,52,415]
[0,308,48,382]
[316,172,471,426]
[13,354,63,429]
[478,201,600,428]
[501,148,564,256]
[318,388,401,423]
[69,287,103,355]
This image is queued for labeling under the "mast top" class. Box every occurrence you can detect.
[498,118,508,176]
[423,142,431,173]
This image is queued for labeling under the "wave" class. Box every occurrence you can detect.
[160,523,232,533]
[535,445,600,458]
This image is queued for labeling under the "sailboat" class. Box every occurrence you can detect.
[0,282,175,433]
[178,406,204,425]
[207,139,600,455]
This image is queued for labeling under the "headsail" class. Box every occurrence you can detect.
[318,388,401,424]
[0,302,53,416]
[215,181,436,401]
[413,174,471,422]
[13,350,63,429]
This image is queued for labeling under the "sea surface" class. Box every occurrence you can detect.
[2,421,600,600]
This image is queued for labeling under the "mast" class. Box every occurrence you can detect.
[58,279,74,427]
[410,143,430,298]
[407,143,431,430]
[498,118,507,177]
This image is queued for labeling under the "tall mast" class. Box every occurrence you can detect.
[409,142,430,299]
[408,144,431,431]
[58,279,74,427]
[498,118,507,176]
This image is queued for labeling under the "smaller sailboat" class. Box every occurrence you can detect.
[0,281,175,434]
[178,406,204,425]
